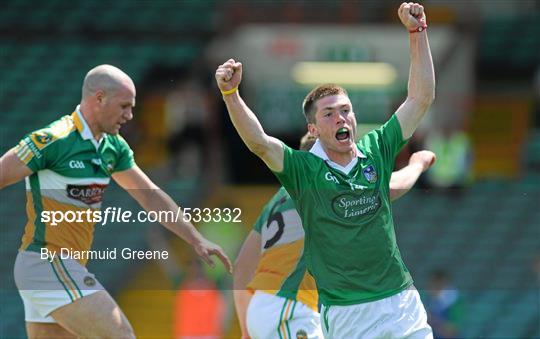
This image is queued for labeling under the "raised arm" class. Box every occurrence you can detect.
[215,59,284,172]
[233,230,262,339]
[112,166,232,273]
[395,2,435,140]
[0,148,32,189]
[389,150,436,201]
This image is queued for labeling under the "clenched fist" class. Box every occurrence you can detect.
[215,58,243,94]
[398,2,427,32]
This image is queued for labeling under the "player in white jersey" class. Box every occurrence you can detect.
[0,65,232,338]
[234,133,436,339]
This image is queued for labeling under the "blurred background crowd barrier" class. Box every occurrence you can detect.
[0,0,538,338]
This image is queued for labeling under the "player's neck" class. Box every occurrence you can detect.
[325,148,357,167]
[79,103,105,141]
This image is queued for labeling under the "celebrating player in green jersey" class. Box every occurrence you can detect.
[217,2,435,337]
[234,132,435,339]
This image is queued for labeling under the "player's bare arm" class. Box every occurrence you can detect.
[112,166,232,273]
[389,150,436,201]
[215,59,284,172]
[233,230,262,339]
[0,148,32,189]
[395,2,436,139]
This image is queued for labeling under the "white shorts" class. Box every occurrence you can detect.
[321,288,433,339]
[14,251,103,323]
[247,291,323,339]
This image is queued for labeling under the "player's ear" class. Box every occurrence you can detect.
[95,90,106,104]
[307,123,319,137]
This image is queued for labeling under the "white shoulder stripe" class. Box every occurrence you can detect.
[18,147,32,160]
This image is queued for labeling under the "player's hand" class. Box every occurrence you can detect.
[193,238,233,274]
[215,58,243,93]
[398,2,427,31]
[408,150,436,172]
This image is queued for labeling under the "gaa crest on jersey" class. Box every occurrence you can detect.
[84,276,96,287]
[102,154,116,173]
[296,329,307,339]
[106,162,114,173]
[362,165,377,183]
[32,130,53,145]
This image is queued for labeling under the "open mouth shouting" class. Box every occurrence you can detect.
[335,127,351,144]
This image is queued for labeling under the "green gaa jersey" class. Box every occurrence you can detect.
[273,114,412,306]
[14,107,135,265]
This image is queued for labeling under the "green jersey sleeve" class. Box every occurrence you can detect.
[272,143,314,200]
[113,135,136,172]
[14,129,58,172]
[360,114,408,176]
[375,114,408,163]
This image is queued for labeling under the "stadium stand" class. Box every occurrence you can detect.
[1,1,538,337]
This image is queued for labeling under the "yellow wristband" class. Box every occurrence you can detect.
[221,87,238,96]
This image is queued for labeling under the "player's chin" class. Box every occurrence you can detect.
[335,139,354,151]
[108,125,121,135]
